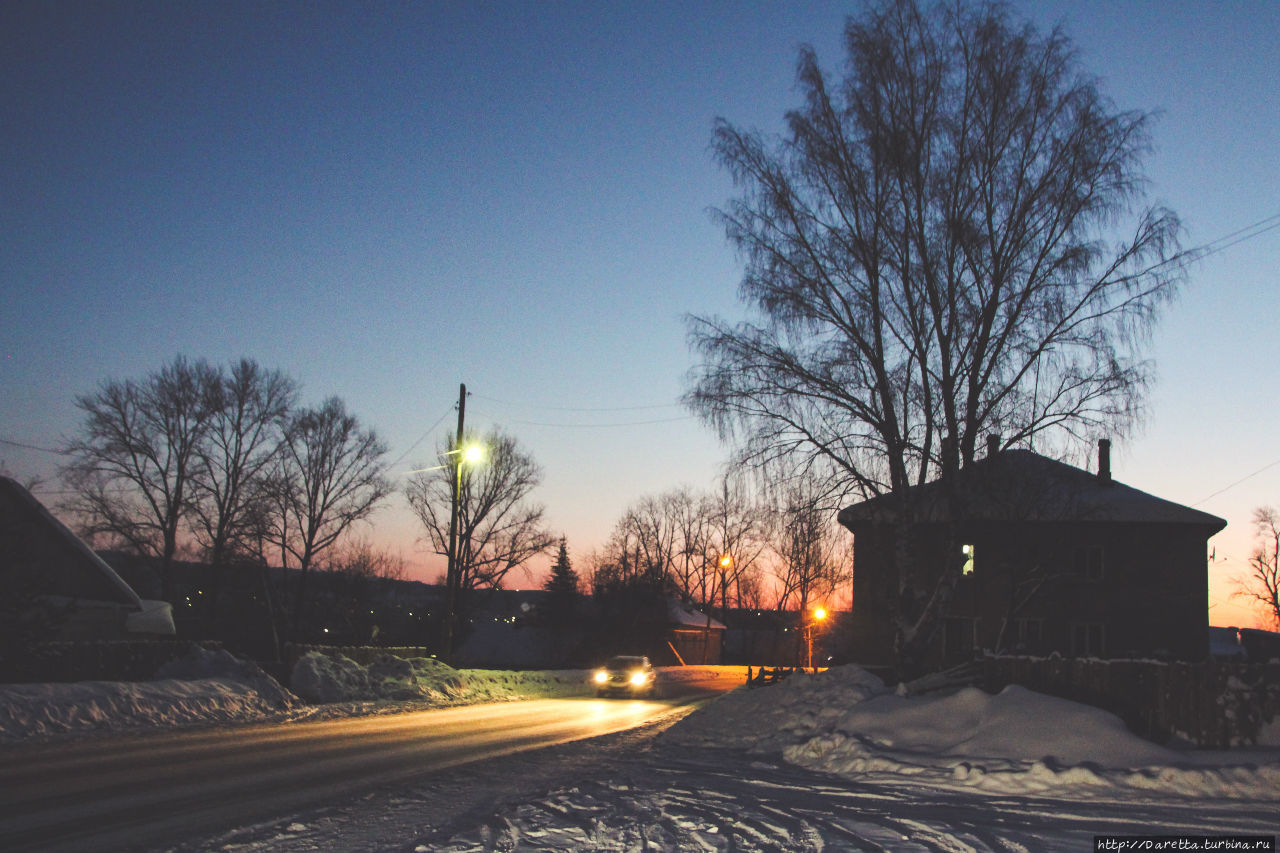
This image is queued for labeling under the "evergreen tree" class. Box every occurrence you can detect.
[543,537,579,624]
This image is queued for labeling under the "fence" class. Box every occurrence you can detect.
[976,655,1280,748]
[745,665,809,687]
[0,640,219,684]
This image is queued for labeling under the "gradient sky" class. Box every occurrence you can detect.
[3,1,1277,628]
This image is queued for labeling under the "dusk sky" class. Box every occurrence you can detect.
[2,1,1277,627]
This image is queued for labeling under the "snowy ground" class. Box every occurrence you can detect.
[2,650,1276,850]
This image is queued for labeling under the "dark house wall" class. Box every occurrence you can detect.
[849,519,1215,668]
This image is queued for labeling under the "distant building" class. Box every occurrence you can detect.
[0,476,175,639]
[665,596,725,666]
[838,440,1225,667]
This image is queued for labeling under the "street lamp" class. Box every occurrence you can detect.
[805,605,828,670]
[700,553,734,665]
[717,553,733,613]
[443,440,484,658]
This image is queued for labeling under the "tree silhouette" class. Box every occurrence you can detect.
[62,356,221,603]
[1239,507,1280,630]
[543,536,580,625]
[685,0,1188,665]
[272,397,390,639]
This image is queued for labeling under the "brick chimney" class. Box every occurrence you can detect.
[1098,438,1112,484]
[986,434,1000,459]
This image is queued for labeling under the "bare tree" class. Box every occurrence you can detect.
[62,356,221,603]
[704,474,768,612]
[1237,507,1280,630]
[406,428,554,597]
[323,536,408,582]
[273,397,390,638]
[685,0,1187,664]
[668,488,714,607]
[189,359,298,627]
[594,482,767,614]
[767,479,851,613]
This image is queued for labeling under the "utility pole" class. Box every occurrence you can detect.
[442,382,466,658]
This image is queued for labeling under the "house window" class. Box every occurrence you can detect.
[960,543,975,576]
[1010,617,1043,652]
[1072,545,1104,581]
[1070,621,1105,656]
[943,616,980,659]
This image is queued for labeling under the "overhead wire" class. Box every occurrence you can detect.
[0,437,66,455]
[1148,210,1280,274]
[389,407,454,472]
[1193,457,1280,507]
[469,410,695,429]
[469,393,683,413]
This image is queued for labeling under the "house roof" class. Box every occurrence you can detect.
[0,476,143,606]
[667,597,726,631]
[837,449,1226,533]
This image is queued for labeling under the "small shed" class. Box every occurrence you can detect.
[665,597,725,665]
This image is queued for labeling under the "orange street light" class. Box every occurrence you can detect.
[805,605,828,670]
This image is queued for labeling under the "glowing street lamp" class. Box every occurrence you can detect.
[805,605,828,670]
[443,438,485,657]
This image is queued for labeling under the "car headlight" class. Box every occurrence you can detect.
[629,671,648,686]
[594,670,608,684]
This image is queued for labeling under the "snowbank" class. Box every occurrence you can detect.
[0,646,301,741]
[4,652,1279,806]
[289,651,592,705]
[662,666,1280,801]
[0,648,594,742]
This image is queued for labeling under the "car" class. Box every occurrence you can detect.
[593,655,657,698]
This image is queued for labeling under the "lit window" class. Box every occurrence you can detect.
[961,543,975,575]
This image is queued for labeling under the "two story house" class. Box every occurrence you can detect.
[838,440,1226,667]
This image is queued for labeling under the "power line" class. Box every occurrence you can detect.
[1197,212,1280,255]
[468,409,695,429]
[389,407,454,470]
[1196,217,1280,261]
[470,393,682,413]
[0,437,66,455]
[1193,456,1280,507]
[1151,211,1280,275]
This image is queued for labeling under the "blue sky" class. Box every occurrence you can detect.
[2,1,1277,626]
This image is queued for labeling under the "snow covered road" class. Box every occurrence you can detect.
[432,743,1276,852]
[0,696,704,852]
[1,657,1275,851]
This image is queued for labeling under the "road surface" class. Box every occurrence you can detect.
[0,672,733,853]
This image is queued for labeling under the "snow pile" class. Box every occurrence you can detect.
[157,645,300,710]
[289,651,592,705]
[663,666,1280,802]
[663,664,890,751]
[0,650,596,742]
[0,645,306,741]
[0,677,294,741]
[808,684,1176,765]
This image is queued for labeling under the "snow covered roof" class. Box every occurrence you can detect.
[667,597,725,630]
[839,449,1226,532]
[0,476,175,635]
[0,476,141,606]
